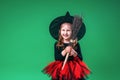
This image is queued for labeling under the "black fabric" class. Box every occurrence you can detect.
[54,42,83,61]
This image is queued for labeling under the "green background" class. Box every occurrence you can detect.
[0,0,120,80]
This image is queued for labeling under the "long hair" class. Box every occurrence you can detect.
[56,30,64,47]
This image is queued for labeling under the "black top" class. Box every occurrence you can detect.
[54,42,83,61]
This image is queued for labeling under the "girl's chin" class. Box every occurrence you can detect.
[63,37,70,40]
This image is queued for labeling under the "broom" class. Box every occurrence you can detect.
[61,16,83,70]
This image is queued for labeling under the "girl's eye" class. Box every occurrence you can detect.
[67,30,71,31]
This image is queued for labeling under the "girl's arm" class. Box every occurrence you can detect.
[70,49,78,57]
[54,42,65,61]
[72,43,83,60]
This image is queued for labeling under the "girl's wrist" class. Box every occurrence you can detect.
[73,52,77,57]
[72,49,77,57]
[61,50,66,56]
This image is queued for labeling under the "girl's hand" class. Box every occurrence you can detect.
[69,49,77,57]
[61,46,72,56]
[65,46,72,53]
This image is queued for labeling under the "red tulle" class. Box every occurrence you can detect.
[43,57,90,80]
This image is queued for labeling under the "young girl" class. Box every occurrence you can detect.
[43,12,90,80]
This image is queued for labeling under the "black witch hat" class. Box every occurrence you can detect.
[49,11,86,40]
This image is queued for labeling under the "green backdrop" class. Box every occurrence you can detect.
[0,0,120,80]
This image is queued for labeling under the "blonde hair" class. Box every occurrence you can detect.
[56,30,64,47]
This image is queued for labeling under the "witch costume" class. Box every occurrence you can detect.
[42,12,90,80]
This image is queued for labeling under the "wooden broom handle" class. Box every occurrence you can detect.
[61,52,69,70]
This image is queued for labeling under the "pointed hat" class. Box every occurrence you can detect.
[49,11,86,40]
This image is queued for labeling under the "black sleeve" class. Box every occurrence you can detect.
[74,43,83,60]
[54,42,65,61]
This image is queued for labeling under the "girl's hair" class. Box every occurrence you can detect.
[56,23,77,48]
[56,30,64,47]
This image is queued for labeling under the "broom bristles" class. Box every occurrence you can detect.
[71,16,82,40]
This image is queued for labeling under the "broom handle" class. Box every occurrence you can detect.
[61,52,69,70]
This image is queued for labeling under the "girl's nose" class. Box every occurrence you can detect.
[65,31,67,34]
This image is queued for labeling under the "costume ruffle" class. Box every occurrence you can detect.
[43,57,90,80]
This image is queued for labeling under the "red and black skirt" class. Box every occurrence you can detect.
[42,57,90,80]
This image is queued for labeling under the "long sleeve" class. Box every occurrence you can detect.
[74,43,83,60]
[54,42,65,61]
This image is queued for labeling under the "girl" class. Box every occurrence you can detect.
[43,12,90,80]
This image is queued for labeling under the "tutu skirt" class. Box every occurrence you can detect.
[43,57,90,80]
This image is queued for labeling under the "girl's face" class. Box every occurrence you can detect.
[60,23,72,41]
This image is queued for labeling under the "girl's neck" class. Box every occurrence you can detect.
[63,39,70,43]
